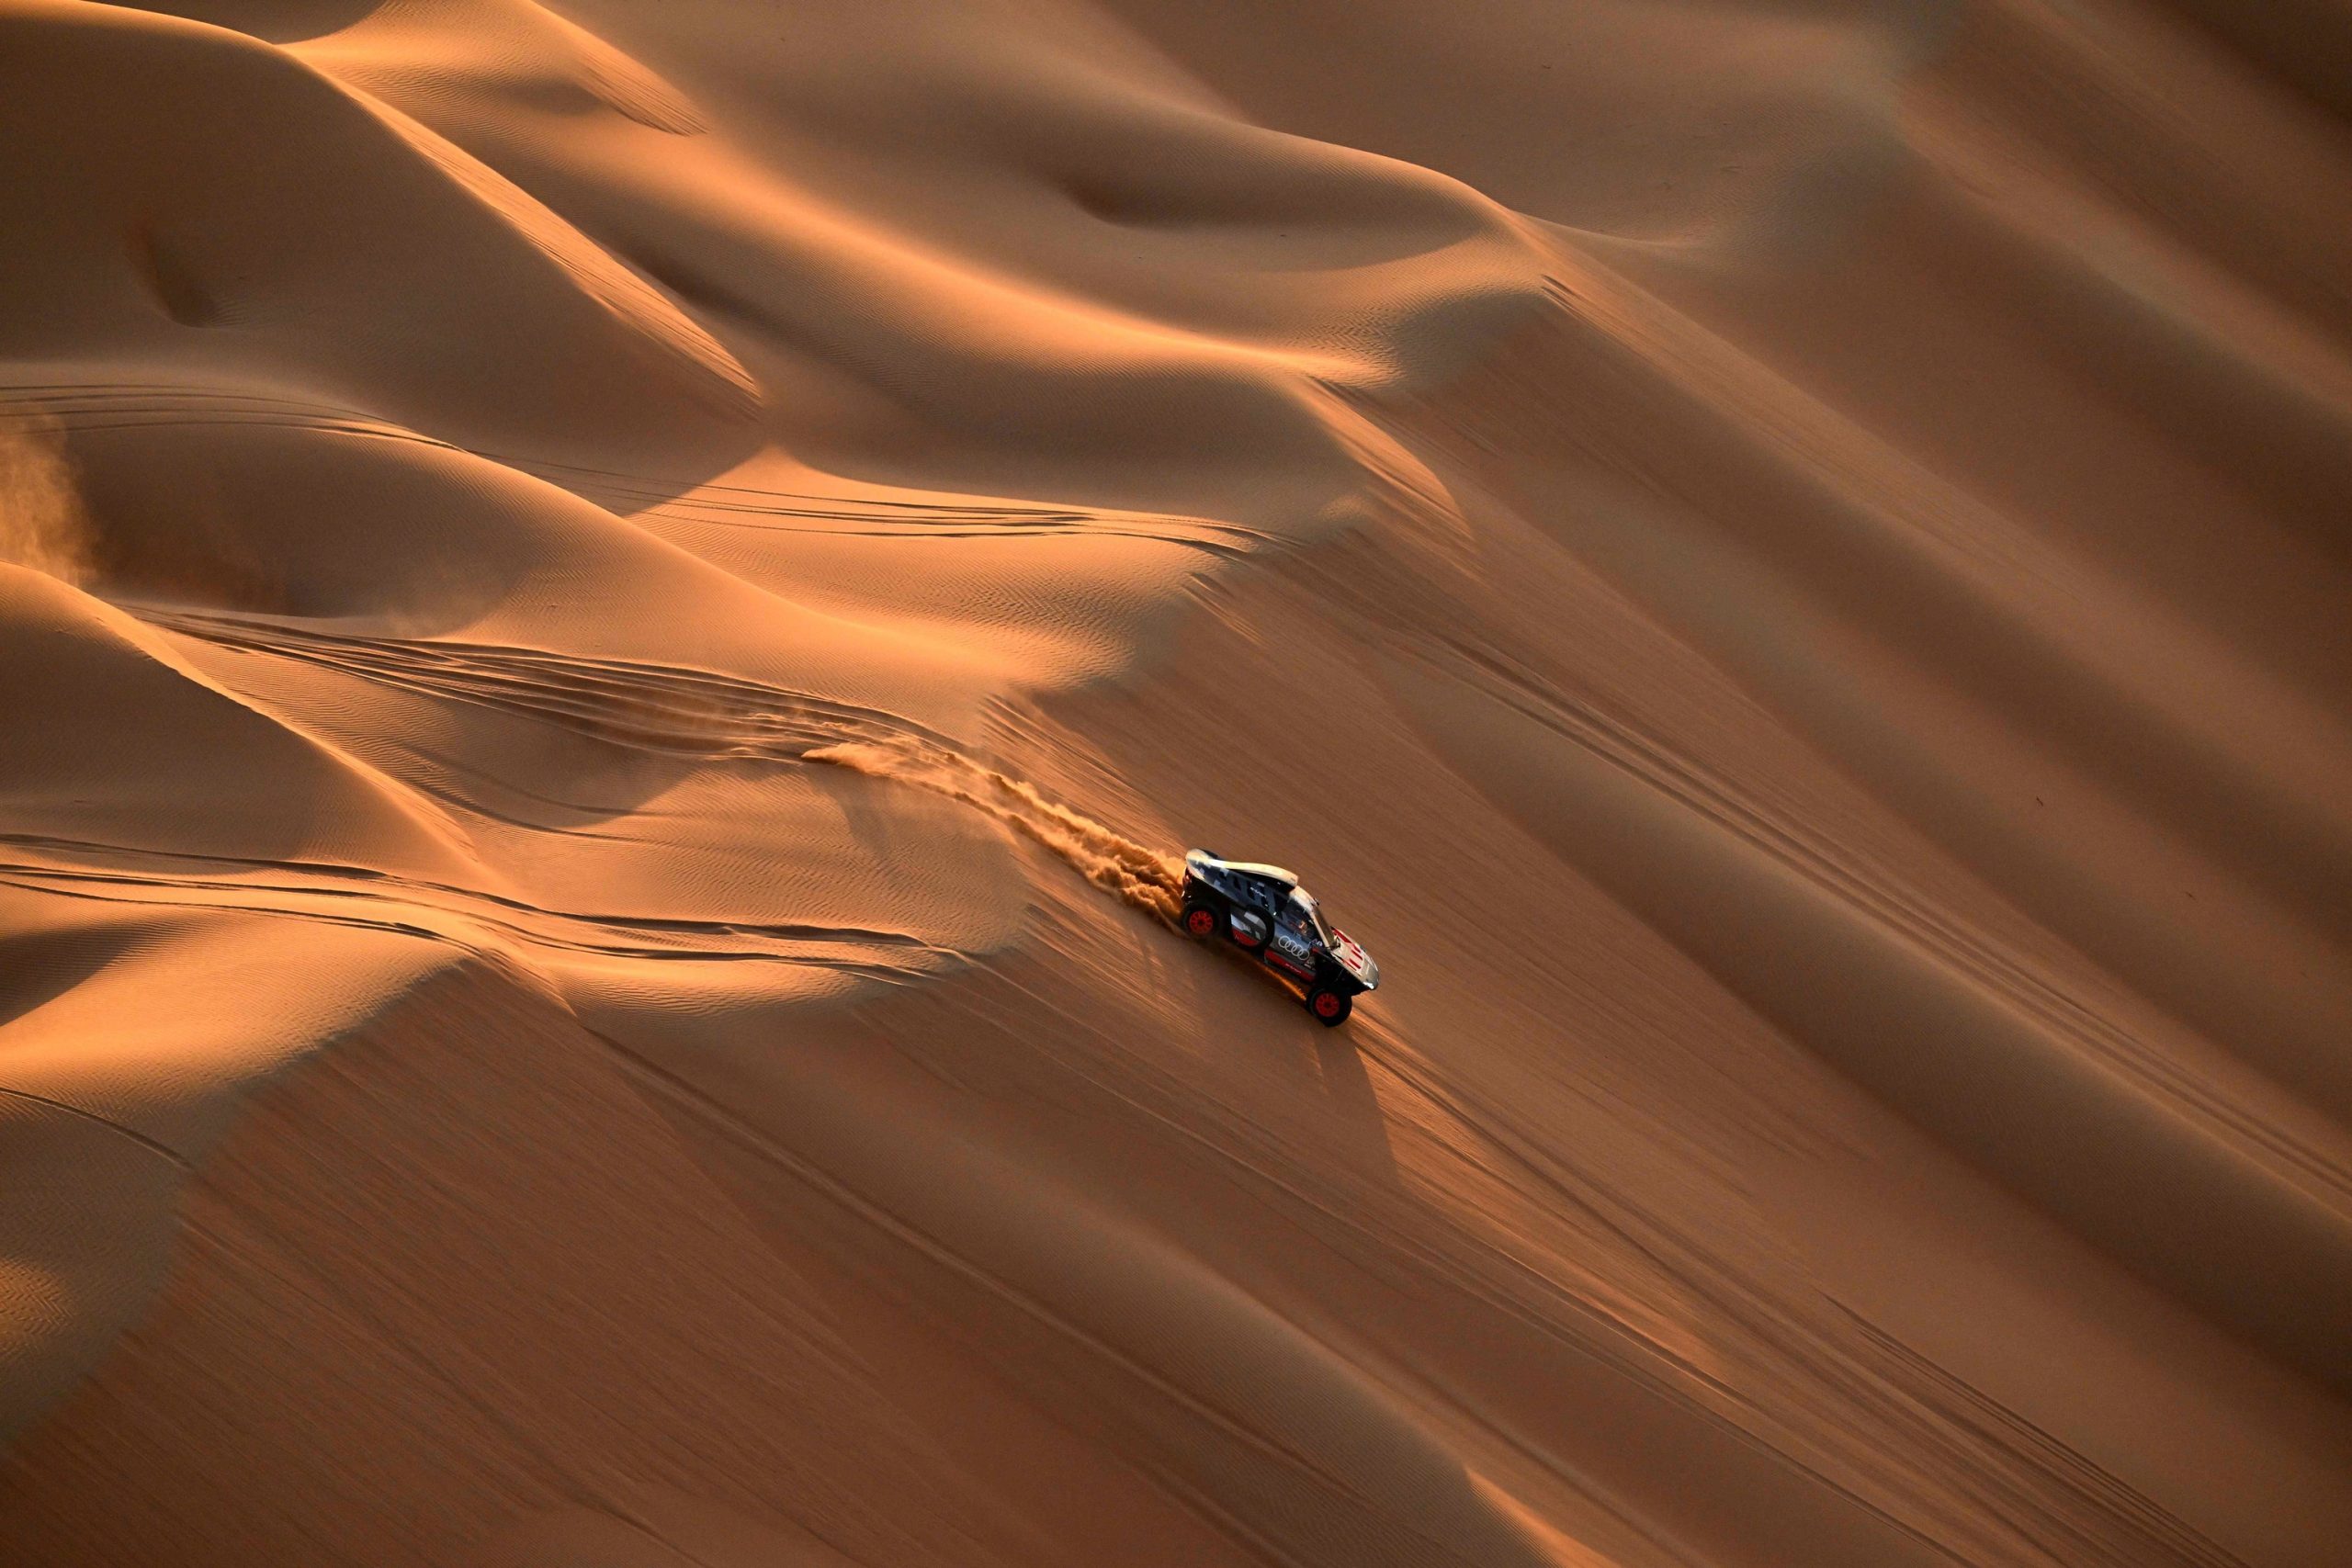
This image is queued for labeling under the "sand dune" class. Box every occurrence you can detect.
[3,1,2349,1564]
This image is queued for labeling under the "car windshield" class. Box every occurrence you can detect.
[1291,891,1335,947]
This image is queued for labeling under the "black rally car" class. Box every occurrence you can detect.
[1179,850,1380,1025]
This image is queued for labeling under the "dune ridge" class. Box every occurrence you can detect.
[3,1,2349,1565]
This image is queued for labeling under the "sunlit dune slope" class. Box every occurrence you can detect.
[4,2,2349,1565]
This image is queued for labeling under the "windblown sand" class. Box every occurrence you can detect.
[3,3,2349,1565]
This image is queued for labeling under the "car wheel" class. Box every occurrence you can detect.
[1182,903,1223,942]
[1306,987,1351,1027]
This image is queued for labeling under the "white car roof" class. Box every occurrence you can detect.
[1190,851,1297,888]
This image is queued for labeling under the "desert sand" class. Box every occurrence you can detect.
[2,1,2349,1563]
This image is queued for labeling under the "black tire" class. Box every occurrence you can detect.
[1306,986,1352,1027]
[1182,902,1224,942]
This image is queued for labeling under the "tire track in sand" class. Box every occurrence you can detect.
[0,833,956,980]
[119,611,1186,937]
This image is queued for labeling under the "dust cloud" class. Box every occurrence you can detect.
[0,424,91,585]
[807,736,1185,923]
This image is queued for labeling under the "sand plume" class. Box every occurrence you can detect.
[0,424,89,586]
[808,736,1184,924]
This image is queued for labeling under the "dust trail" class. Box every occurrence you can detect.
[0,423,91,584]
[806,736,1184,923]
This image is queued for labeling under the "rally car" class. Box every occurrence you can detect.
[1179,850,1380,1026]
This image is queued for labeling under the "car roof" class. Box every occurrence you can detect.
[1191,851,1298,888]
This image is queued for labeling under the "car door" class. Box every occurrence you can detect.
[1266,896,1317,977]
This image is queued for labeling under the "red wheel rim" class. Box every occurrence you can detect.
[1186,909,1215,937]
[1314,991,1342,1018]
